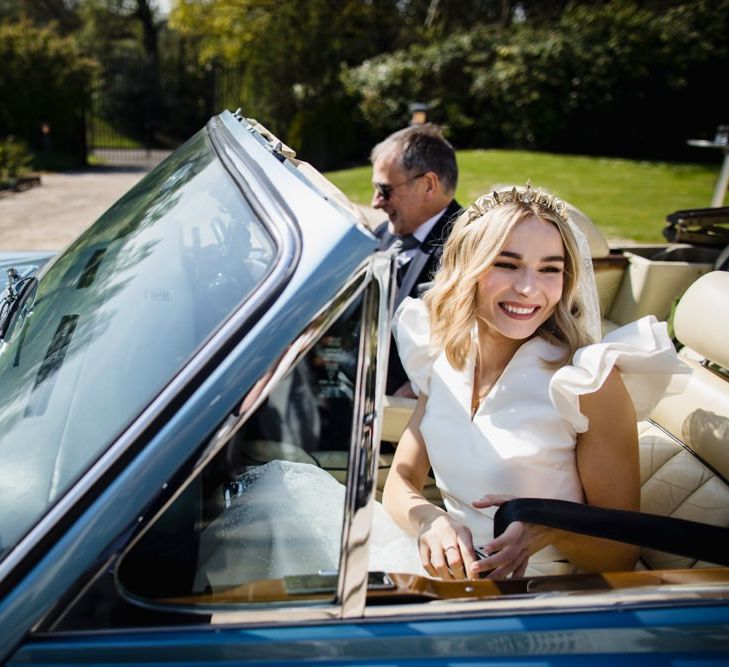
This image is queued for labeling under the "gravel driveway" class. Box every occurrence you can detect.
[0,169,147,252]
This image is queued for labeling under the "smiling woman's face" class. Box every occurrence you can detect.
[476,215,565,343]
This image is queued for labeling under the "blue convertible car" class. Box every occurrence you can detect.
[1,110,728,664]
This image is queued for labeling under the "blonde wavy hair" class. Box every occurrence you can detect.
[424,193,592,370]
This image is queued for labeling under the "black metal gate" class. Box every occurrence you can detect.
[87,55,233,168]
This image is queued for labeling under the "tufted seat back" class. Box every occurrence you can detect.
[639,271,729,569]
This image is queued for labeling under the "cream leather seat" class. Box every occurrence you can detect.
[639,271,729,569]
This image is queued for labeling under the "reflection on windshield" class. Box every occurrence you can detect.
[0,130,276,562]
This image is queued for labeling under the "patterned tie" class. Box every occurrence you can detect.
[390,234,420,286]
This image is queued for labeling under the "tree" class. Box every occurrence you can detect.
[0,0,81,33]
[342,0,729,161]
[169,0,405,166]
[0,20,95,163]
[76,0,163,62]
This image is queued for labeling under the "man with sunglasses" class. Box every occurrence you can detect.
[371,123,461,397]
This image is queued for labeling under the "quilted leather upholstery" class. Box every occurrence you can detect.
[639,421,729,569]
[641,271,729,569]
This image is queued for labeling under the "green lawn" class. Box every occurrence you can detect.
[325,150,720,243]
[87,116,143,149]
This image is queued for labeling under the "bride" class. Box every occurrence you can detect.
[382,183,687,580]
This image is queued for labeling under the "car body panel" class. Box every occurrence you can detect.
[10,605,729,664]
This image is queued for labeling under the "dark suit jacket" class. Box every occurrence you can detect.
[375,199,461,395]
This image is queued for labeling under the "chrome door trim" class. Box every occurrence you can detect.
[361,582,729,620]
[338,252,392,618]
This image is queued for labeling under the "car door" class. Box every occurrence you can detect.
[4,253,395,665]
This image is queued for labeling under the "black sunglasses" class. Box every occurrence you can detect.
[373,172,427,201]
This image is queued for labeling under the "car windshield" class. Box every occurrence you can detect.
[0,130,276,562]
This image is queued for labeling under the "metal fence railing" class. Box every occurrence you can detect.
[87,56,243,167]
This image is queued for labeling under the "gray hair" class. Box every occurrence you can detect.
[370,124,458,195]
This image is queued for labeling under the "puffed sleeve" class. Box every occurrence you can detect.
[549,316,691,433]
[392,297,438,395]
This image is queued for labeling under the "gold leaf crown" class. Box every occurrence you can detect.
[465,181,568,224]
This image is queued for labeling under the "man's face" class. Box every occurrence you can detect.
[371,152,430,236]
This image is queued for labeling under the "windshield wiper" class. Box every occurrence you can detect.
[0,267,38,342]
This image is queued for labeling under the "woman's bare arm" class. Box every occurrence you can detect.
[565,366,641,571]
[382,393,433,531]
[383,393,478,579]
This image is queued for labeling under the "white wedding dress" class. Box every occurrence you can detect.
[195,459,426,591]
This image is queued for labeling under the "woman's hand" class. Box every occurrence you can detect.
[470,494,552,580]
[417,512,479,580]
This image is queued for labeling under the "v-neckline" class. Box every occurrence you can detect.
[468,337,534,420]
